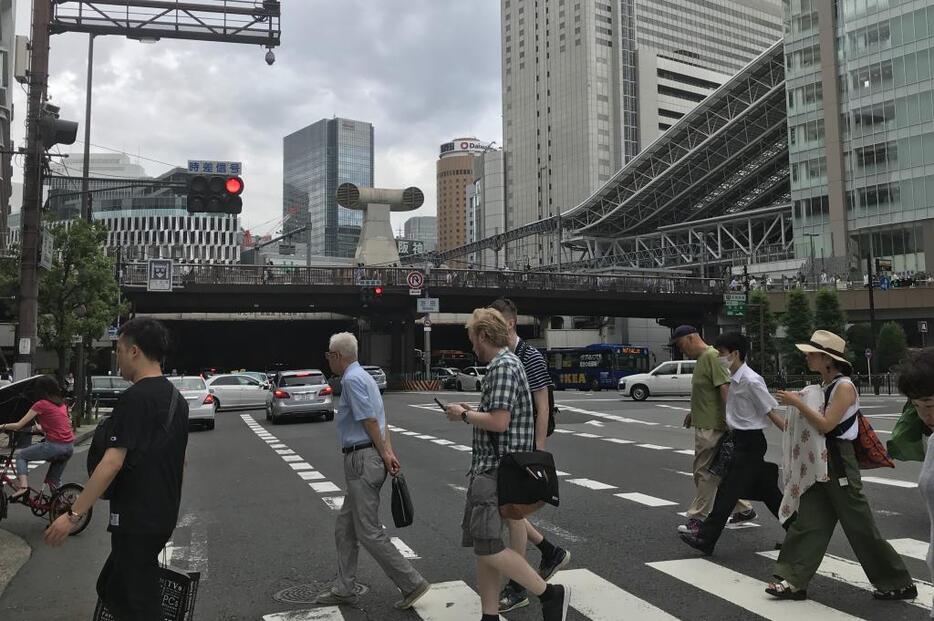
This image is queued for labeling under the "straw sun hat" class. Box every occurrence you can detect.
[795,330,849,364]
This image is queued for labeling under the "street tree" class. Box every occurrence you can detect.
[744,289,778,373]
[846,323,873,369]
[38,220,125,387]
[877,321,908,372]
[813,288,847,338]
[782,288,813,374]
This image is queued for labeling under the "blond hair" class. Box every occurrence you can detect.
[466,308,510,348]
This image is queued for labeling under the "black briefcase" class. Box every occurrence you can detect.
[391,473,414,528]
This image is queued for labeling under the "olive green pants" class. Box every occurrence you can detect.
[774,440,912,591]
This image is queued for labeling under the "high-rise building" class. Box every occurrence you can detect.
[0,0,15,252]
[467,148,506,268]
[283,118,373,259]
[50,152,148,179]
[500,0,783,265]
[437,138,492,253]
[403,216,438,252]
[785,0,934,275]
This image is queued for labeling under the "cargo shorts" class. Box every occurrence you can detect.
[461,470,505,556]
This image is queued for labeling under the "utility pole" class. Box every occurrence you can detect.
[866,255,878,376]
[15,0,52,380]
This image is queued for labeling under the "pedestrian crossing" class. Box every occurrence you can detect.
[262,539,932,620]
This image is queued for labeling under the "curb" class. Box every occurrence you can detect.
[0,528,31,599]
[74,428,96,445]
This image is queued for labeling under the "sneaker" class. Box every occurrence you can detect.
[394,580,431,610]
[679,532,715,556]
[677,518,702,535]
[541,584,571,621]
[499,583,530,613]
[872,584,918,600]
[314,582,368,606]
[728,508,757,524]
[538,547,571,581]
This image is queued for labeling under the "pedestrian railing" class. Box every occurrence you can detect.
[761,373,901,396]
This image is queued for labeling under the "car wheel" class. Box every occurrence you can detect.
[590,378,601,392]
[270,414,279,425]
[213,399,221,412]
[631,385,649,401]
[206,420,215,431]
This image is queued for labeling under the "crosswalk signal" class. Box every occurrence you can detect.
[374,286,384,298]
[187,174,244,214]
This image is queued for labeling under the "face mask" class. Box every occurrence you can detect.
[718,356,732,369]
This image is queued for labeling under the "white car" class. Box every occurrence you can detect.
[168,376,216,430]
[205,373,273,412]
[618,360,696,401]
[456,366,487,392]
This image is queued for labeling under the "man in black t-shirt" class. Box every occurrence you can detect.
[46,318,188,621]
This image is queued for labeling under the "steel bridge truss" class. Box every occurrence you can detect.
[560,205,794,271]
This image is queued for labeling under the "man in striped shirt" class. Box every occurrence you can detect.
[489,298,571,613]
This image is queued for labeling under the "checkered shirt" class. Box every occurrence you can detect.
[470,348,535,474]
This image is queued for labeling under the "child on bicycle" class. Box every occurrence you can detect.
[0,375,74,500]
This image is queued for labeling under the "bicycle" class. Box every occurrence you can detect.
[0,430,92,535]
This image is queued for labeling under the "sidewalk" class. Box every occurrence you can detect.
[0,529,30,599]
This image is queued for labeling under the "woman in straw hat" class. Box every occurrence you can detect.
[765,330,916,601]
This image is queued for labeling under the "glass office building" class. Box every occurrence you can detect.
[283,118,373,258]
[786,0,934,273]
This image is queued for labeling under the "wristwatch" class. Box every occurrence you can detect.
[461,410,469,424]
[66,509,84,524]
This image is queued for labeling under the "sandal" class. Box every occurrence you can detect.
[765,581,807,600]
[872,584,918,600]
[8,488,27,502]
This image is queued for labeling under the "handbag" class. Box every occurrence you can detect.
[824,380,894,470]
[95,558,200,621]
[707,431,735,478]
[88,387,179,500]
[488,432,560,519]
[390,473,414,528]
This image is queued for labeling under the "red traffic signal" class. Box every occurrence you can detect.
[374,286,384,297]
[225,176,244,195]
[187,174,244,214]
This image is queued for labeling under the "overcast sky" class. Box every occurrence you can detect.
[11,1,503,235]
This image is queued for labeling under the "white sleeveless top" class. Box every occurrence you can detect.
[825,377,859,441]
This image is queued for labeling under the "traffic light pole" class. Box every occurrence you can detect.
[15,0,52,380]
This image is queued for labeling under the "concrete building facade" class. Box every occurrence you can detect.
[500,0,784,265]
[50,152,148,180]
[0,1,14,252]
[437,138,491,253]
[785,0,934,275]
[283,118,373,259]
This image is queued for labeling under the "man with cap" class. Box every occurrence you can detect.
[670,325,754,536]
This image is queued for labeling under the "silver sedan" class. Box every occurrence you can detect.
[168,376,216,430]
[269,370,335,424]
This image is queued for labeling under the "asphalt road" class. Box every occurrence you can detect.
[0,390,929,621]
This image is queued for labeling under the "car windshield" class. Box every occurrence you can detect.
[281,374,325,387]
[92,377,131,390]
[476,368,487,375]
[243,373,266,383]
[169,377,206,391]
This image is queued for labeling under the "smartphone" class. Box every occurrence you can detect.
[433,397,447,411]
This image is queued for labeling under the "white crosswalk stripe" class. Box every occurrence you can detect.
[758,550,934,612]
[263,606,346,620]
[648,558,863,620]
[614,492,678,507]
[412,581,502,620]
[557,568,678,620]
[889,538,928,561]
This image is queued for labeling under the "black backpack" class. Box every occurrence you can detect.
[87,387,178,500]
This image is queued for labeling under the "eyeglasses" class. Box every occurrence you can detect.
[325,351,340,359]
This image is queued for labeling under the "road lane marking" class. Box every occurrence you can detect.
[759,550,932,611]
[412,581,503,620]
[263,606,347,620]
[416,434,436,440]
[432,439,455,445]
[270,444,286,449]
[889,538,928,561]
[560,405,659,426]
[553,429,575,434]
[603,438,635,444]
[637,444,672,450]
[390,537,420,559]
[282,455,303,462]
[649,558,862,620]
[310,482,342,493]
[556,470,571,476]
[322,496,344,511]
[655,404,690,412]
[862,476,917,488]
[576,433,602,438]
[614,492,678,507]
[567,478,617,491]
[452,445,473,451]
[402,431,419,435]
[275,449,295,455]
[557,568,678,620]
[298,471,326,481]
[290,462,315,471]
[675,449,695,455]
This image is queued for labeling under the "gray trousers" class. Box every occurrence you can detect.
[334,447,424,596]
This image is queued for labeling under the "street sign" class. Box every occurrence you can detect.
[920,321,929,334]
[39,228,54,270]
[865,348,873,359]
[107,326,119,341]
[358,279,382,287]
[147,259,173,292]
[17,337,30,355]
[417,298,439,313]
[406,271,424,289]
[724,293,746,317]
[424,316,431,327]
[187,159,242,175]
[409,289,421,296]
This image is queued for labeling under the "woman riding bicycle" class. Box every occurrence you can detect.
[0,375,74,501]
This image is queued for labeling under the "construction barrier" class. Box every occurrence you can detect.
[398,379,441,392]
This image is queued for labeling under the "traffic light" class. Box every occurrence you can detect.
[187,174,244,214]
[38,105,78,150]
[360,286,384,308]
[374,286,383,298]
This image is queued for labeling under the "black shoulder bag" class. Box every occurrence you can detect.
[487,431,560,519]
[87,387,179,500]
[390,473,415,528]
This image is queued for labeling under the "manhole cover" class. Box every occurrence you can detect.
[274,582,369,604]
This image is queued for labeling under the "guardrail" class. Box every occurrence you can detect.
[118,263,727,296]
[761,373,900,396]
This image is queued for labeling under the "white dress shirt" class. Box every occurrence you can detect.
[726,363,778,430]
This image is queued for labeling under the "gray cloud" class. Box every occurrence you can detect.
[13,0,502,235]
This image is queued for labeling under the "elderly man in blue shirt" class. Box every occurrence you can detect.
[315,332,430,610]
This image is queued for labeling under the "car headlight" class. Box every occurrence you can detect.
[618,382,627,390]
